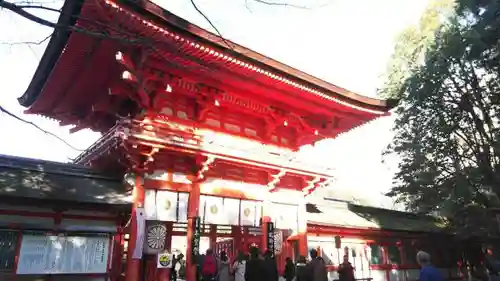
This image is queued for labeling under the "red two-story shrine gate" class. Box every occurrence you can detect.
[20,0,395,280]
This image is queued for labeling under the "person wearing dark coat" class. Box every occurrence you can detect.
[337,255,355,281]
[283,257,295,281]
[245,247,264,281]
[171,254,178,281]
[295,256,308,281]
[305,249,328,281]
[263,251,279,281]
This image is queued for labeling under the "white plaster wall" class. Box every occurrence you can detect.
[370,269,387,281]
[389,269,405,281]
[328,270,340,281]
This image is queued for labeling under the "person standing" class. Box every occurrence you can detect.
[283,257,295,281]
[201,249,218,281]
[245,247,264,281]
[232,251,247,281]
[306,249,328,281]
[171,254,178,281]
[263,251,279,281]
[218,251,231,281]
[295,256,308,281]
[337,255,355,281]
[417,251,443,281]
[177,253,186,280]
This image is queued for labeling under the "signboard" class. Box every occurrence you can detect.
[145,222,167,254]
[191,217,201,260]
[157,251,173,268]
[266,222,275,256]
[274,231,283,255]
[16,234,110,275]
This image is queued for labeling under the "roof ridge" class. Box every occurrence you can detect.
[0,155,120,181]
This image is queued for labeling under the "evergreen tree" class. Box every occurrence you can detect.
[382,0,500,237]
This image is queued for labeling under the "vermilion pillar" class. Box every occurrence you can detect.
[209,225,217,250]
[186,181,201,281]
[157,266,171,281]
[232,226,242,253]
[297,200,308,257]
[126,175,145,281]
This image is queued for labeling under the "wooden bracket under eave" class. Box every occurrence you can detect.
[196,155,216,181]
[267,169,287,192]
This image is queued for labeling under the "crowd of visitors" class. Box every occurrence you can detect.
[174,248,442,281]
[191,248,442,281]
[196,247,333,281]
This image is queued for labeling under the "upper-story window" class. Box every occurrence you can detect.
[158,95,195,121]
[273,125,296,147]
[203,111,265,139]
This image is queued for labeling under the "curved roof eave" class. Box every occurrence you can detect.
[122,0,398,111]
[18,0,85,107]
[19,0,399,111]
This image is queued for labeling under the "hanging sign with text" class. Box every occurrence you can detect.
[16,234,110,275]
[191,216,201,261]
[266,222,275,257]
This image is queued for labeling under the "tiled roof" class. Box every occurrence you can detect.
[0,155,130,206]
[306,199,447,233]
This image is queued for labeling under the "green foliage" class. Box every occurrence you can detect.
[383,0,500,237]
[379,0,456,99]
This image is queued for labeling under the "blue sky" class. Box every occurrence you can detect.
[0,0,428,208]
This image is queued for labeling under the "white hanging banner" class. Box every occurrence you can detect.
[271,203,298,231]
[132,207,146,259]
[255,201,262,227]
[156,191,178,221]
[144,189,157,220]
[240,200,257,226]
[201,196,224,224]
[178,192,189,222]
[223,198,240,226]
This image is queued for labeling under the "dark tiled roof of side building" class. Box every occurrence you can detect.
[306,199,447,233]
[0,154,130,207]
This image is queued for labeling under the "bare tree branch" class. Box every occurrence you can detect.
[15,3,61,13]
[0,33,51,46]
[0,0,314,153]
[245,0,253,13]
[0,105,85,151]
[0,0,59,28]
[0,0,150,44]
[252,0,307,9]
[189,0,234,49]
